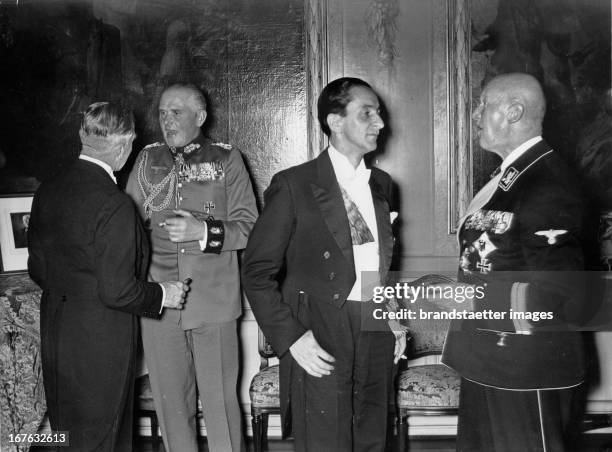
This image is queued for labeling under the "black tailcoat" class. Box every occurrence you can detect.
[28,159,162,451]
[241,150,395,436]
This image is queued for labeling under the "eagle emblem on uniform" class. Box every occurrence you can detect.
[534,229,567,245]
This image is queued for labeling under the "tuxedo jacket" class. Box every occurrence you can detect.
[442,140,587,390]
[28,159,162,450]
[241,149,395,433]
[126,134,258,328]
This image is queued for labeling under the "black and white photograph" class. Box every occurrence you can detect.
[10,212,30,249]
[0,196,33,272]
[0,0,610,451]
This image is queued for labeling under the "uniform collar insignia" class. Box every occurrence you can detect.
[183,142,201,154]
[171,142,201,156]
[499,167,519,191]
[498,141,554,192]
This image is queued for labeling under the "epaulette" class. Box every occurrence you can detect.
[212,142,232,150]
[142,142,164,151]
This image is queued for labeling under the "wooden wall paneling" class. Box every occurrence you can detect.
[227,0,307,202]
[325,0,457,272]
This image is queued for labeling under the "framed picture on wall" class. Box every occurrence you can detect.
[0,195,33,273]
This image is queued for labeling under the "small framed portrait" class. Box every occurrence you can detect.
[0,195,34,272]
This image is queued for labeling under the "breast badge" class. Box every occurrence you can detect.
[459,231,498,274]
[179,161,225,182]
[204,201,216,213]
[534,229,567,245]
[464,209,513,234]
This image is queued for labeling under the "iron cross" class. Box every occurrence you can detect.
[204,201,216,213]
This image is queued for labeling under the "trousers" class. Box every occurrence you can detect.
[291,299,396,452]
[141,316,244,452]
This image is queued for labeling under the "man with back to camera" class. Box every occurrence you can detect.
[126,83,257,452]
[441,73,587,451]
[241,77,406,452]
[28,102,188,451]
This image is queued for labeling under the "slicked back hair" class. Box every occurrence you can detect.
[317,77,373,136]
[80,102,135,137]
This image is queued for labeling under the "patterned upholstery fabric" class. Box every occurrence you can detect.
[249,365,280,408]
[407,316,449,356]
[0,273,46,451]
[397,364,460,409]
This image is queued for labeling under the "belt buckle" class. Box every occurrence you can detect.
[496,332,509,347]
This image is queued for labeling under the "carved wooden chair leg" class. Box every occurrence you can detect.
[151,412,160,452]
[261,413,269,451]
[252,413,263,452]
[397,413,408,452]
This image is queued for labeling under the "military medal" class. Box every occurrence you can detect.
[204,201,216,213]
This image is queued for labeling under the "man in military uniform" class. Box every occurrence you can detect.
[442,73,587,451]
[126,83,257,452]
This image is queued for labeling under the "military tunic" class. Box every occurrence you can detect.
[127,134,257,328]
[126,133,257,452]
[442,139,588,451]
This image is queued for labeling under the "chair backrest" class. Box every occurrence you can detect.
[401,274,456,358]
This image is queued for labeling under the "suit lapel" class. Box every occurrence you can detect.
[370,173,393,279]
[311,150,354,268]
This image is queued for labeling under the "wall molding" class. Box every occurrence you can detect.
[447,0,472,233]
[305,0,329,157]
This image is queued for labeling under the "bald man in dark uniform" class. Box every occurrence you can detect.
[442,73,588,451]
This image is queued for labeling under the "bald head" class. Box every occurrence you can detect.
[473,73,547,158]
[487,73,546,124]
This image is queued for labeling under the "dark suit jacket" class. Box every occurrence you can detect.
[442,140,587,389]
[28,159,162,451]
[241,150,395,435]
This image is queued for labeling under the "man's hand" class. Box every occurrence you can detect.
[160,209,206,243]
[160,281,189,309]
[393,331,407,364]
[289,330,335,377]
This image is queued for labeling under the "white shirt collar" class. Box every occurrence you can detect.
[328,145,371,186]
[501,136,543,171]
[79,154,117,184]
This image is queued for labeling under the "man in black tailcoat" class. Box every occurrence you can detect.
[28,102,187,451]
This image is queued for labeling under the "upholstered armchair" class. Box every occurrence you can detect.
[249,327,280,452]
[396,274,461,451]
[0,273,46,452]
